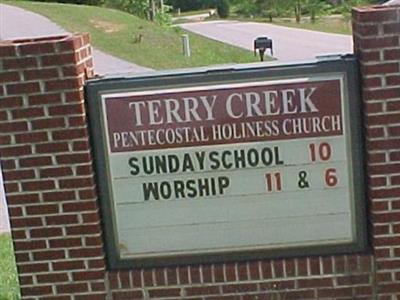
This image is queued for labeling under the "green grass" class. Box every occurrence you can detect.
[3,1,258,69]
[270,16,352,35]
[231,14,352,35]
[0,234,20,300]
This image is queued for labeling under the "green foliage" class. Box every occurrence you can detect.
[256,0,288,21]
[104,0,172,24]
[105,0,150,19]
[339,0,369,19]
[235,1,259,17]
[233,0,372,22]
[165,0,215,12]
[235,0,294,20]
[216,0,230,18]
[0,234,20,300]
[302,0,331,23]
[155,3,172,26]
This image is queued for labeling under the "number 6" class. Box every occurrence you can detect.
[325,168,338,187]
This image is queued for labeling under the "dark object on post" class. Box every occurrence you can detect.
[254,37,273,61]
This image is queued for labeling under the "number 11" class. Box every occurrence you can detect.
[265,172,282,192]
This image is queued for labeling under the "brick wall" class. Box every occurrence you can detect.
[352,4,400,299]
[0,35,107,299]
[0,4,399,300]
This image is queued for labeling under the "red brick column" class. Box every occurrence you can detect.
[0,35,107,299]
[353,4,400,299]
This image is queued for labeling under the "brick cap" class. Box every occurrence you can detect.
[353,4,400,13]
[352,4,399,22]
[0,33,90,46]
[0,34,70,46]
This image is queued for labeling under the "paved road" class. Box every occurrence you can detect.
[179,20,353,61]
[0,3,152,75]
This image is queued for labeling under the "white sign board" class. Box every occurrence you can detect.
[87,59,367,268]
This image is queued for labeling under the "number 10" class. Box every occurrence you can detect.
[309,143,332,162]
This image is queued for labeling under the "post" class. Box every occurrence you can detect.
[182,34,191,57]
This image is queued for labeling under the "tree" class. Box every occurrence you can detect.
[149,0,156,21]
[165,0,214,12]
[304,0,328,22]
[255,0,278,22]
[216,0,230,18]
[294,0,302,23]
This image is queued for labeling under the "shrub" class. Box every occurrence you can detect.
[105,0,149,19]
[216,0,230,18]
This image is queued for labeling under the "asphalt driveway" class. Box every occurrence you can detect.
[179,20,353,61]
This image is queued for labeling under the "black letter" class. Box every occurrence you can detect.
[129,157,140,175]
[247,148,259,167]
[174,181,185,198]
[221,150,233,169]
[274,146,284,165]
[186,180,197,198]
[168,155,180,173]
[261,147,273,166]
[218,176,230,194]
[154,155,167,174]
[182,153,195,172]
[209,151,220,170]
[160,182,172,199]
[143,182,159,200]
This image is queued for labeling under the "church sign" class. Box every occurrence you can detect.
[86,56,367,269]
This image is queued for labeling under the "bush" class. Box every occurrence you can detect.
[105,0,149,19]
[216,0,229,18]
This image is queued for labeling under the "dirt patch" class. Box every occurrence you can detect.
[90,19,124,33]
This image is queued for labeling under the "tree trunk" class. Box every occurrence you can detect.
[149,0,156,21]
[295,7,300,22]
[295,0,301,23]
[311,8,316,23]
[160,0,164,14]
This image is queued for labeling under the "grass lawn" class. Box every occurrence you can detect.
[269,16,352,35]
[3,1,258,70]
[0,234,19,300]
[227,13,351,35]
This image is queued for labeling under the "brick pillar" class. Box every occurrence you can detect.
[352,5,400,299]
[0,35,107,299]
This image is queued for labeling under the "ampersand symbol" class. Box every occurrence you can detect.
[298,171,310,189]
